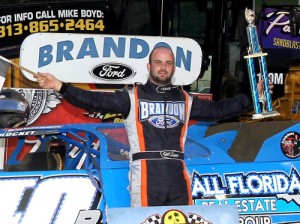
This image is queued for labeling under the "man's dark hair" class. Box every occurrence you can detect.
[148,45,175,64]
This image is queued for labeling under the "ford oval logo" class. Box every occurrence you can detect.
[148,115,179,128]
[90,63,136,81]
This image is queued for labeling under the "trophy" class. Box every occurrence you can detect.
[244,8,280,119]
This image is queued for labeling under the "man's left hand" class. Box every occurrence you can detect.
[257,78,274,96]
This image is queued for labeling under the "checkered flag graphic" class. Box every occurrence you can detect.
[188,213,211,224]
[141,214,161,224]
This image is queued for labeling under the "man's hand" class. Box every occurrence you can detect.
[257,78,274,96]
[36,72,63,91]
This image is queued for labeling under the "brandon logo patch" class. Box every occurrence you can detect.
[90,62,136,80]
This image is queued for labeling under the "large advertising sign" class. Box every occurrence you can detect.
[258,7,300,51]
[257,7,300,73]
[20,33,202,85]
[256,7,300,98]
[0,1,117,56]
[191,163,300,224]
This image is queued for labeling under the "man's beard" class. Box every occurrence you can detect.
[151,71,173,85]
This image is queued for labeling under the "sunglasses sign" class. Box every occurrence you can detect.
[258,7,300,50]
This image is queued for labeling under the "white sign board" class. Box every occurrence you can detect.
[107,204,239,224]
[20,33,202,85]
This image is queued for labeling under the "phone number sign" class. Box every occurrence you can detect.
[0,1,118,55]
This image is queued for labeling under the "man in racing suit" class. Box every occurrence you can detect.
[36,46,261,207]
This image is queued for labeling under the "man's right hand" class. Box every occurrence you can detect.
[36,72,63,91]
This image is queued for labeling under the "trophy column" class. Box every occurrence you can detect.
[244,8,280,119]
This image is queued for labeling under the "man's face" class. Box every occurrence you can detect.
[147,47,176,85]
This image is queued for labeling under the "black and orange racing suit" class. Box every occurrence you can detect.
[59,80,252,207]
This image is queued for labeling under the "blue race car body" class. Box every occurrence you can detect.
[1,121,300,223]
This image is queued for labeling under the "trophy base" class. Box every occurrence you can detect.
[252,110,280,120]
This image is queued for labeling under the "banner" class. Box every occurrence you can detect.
[20,33,202,85]
[257,7,300,72]
[107,205,239,224]
[258,7,300,50]
[0,1,117,56]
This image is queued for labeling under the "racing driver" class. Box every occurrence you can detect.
[36,46,269,207]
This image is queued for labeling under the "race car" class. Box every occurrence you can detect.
[1,119,300,224]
